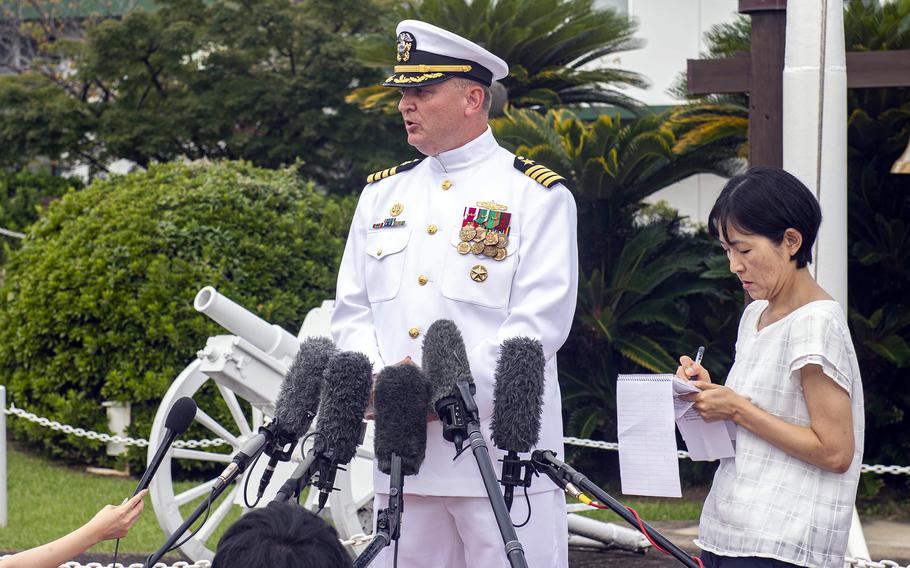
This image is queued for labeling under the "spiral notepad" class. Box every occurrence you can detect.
[616,374,682,498]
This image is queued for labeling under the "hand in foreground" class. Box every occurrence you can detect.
[365,356,415,420]
[86,489,148,542]
[679,382,744,422]
[676,355,711,383]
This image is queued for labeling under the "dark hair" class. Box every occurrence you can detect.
[708,166,822,268]
[212,502,352,568]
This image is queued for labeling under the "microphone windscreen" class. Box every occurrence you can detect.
[374,364,431,476]
[165,397,197,435]
[422,319,472,409]
[491,337,546,453]
[315,350,372,464]
[275,337,336,436]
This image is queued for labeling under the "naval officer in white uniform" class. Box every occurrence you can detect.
[330,19,578,567]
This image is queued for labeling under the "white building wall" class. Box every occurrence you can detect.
[594,0,740,226]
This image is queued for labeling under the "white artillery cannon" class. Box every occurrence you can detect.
[146,287,374,562]
[146,286,649,563]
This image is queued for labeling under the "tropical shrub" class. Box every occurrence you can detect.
[492,108,743,460]
[0,161,355,472]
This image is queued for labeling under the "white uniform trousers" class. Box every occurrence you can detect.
[370,489,569,568]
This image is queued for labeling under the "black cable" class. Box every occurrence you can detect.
[243,449,265,508]
[512,485,532,528]
[110,538,120,568]
[393,537,400,568]
[167,486,217,553]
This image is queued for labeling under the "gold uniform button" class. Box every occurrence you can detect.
[418,275,429,286]
[408,327,420,339]
[441,180,453,190]
[427,224,438,235]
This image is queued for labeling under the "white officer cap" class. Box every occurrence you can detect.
[382,19,509,88]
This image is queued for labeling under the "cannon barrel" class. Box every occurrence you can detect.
[194,286,299,363]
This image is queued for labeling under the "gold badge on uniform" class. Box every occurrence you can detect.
[390,203,404,217]
[470,264,488,282]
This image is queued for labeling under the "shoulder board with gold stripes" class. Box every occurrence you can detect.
[513,156,568,189]
[366,158,424,185]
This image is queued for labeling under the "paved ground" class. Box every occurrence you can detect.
[34,519,910,566]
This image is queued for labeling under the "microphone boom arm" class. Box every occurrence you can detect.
[530,450,699,568]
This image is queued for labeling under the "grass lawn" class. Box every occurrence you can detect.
[0,445,242,555]
[0,445,709,556]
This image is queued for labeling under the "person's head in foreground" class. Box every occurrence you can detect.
[382,20,508,156]
[212,502,352,568]
[708,166,823,302]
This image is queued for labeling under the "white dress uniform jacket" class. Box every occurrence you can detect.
[331,127,578,497]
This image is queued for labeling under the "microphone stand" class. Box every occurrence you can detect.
[437,380,528,568]
[352,454,403,568]
[531,450,700,568]
[272,447,322,503]
[144,425,276,567]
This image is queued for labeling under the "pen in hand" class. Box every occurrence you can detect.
[694,345,705,367]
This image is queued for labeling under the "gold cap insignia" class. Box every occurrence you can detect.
[397,32,414,63]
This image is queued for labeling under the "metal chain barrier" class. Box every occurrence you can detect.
[0,558,212,568]
[563,436,910,475]
[845,559,910,568]
[3,405,226,449]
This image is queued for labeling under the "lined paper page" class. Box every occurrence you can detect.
[616,374,681,498]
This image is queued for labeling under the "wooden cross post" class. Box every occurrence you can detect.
[687,0,910,168]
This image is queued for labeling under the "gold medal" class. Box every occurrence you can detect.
[390,203,404,217]
[457,241,472,254]
[494,248,508,261]
[473,228,486,242]
[470,264,488,282]
[496,234,509,248]
[471,241,485,255]
[459,226,476,241]
[483,232,499,246]
[483,245,498,257]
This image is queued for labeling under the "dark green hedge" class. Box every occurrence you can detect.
[0,161,355,472]
[1,169,83,264]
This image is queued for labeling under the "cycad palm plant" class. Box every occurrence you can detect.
[492,108,743,438]
[346,0,647,112]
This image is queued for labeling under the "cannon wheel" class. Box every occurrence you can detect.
[147,358,376,562]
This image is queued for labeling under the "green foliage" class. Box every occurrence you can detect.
[347,0,647,112]
[0,160,355,471]
[0,0,410,194]
[0,169,83,264]
[492,109,742,450]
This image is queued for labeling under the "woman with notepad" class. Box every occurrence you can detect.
[677,166,864,568]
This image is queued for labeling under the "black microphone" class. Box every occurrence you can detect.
[313,350,372,511]
[491,337,546,510]
[374,363,431,476]
[353,364,431,568]
[421,319,529,568]
[257,337,336,499]
[134,396,196,496]
[422,319,475,453]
